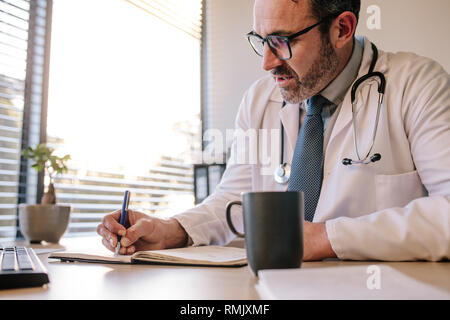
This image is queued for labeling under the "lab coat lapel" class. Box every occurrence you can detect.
[279,102,301,156]
[268,86,300,157]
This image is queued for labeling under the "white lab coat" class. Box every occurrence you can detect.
[174,37,450,261]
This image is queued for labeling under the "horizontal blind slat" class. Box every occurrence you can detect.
[53,183,191,195]
[125,0,202,39]
[56,174,193,190]
[56,193,171,203]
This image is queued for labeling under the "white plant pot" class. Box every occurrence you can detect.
[18,204,71,243]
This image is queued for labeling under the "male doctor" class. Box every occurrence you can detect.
[97,0,450,261]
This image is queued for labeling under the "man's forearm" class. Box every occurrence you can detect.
[164,218,189,248]
[315,222,337,259]
[303,222,337,261]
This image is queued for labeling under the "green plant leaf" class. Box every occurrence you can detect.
[21,143,71,178]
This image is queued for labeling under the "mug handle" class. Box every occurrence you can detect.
[226,201,245,238]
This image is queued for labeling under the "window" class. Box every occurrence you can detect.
[0,0,52,240]
[46,0,203,236]
[0,0,28,239]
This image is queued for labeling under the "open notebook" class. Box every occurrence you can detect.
[49,245,247,267]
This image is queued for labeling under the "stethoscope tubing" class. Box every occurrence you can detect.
[275,42,386,184]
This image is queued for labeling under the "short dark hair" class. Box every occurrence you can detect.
[308,0,361,35]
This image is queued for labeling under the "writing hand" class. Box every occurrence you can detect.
[97,209,188,255]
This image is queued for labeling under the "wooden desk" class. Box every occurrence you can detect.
[0,236,258,300]
[0,237,449,300]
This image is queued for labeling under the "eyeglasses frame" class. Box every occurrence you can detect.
[246,15,335,60]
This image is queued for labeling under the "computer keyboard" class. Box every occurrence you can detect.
[0,246,49,289]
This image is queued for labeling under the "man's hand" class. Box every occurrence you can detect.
[302,221,337,261]
[97,209,188,255]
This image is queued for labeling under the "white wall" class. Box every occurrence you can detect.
[357,0,450,73]
[203,0,265,136]
[204,0,450,136]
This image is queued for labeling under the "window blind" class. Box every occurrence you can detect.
[52,153,194,236]
[0,0,202,240]
[0,0,52,240]
[0,0,30,240]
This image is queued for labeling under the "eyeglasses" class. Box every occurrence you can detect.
[246,18,329,60]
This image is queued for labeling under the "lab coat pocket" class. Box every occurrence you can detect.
[375,170,427,211]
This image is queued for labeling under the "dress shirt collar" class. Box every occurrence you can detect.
[320,37,363,106]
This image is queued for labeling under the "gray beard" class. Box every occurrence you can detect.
[278,36,339,104]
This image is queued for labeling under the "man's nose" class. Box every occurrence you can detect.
[262,45,283,72]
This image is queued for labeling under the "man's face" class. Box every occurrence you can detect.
[253,0,339,103]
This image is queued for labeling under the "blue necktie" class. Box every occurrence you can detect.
[288,95,330,222]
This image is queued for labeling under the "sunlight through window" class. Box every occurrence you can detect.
[47,0,202,235]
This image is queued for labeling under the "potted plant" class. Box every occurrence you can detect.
[19,143,72,243]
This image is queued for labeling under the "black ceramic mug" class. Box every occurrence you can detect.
[226,191,304,275]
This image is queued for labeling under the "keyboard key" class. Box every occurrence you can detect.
[16,248,34,270]
[2,252,16,271]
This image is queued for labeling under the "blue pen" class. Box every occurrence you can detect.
[115,190,130,256]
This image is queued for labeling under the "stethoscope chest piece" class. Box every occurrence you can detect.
[274,163,291,184]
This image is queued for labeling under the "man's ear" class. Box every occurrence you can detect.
[329,11,357,49]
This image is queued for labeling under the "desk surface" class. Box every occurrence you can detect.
[1,237,449,300]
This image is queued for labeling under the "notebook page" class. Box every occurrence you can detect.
[134,246,246,263]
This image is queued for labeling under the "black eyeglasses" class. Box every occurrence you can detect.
[247,17,330,60]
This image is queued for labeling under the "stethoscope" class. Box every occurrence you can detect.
[274,43,387,185]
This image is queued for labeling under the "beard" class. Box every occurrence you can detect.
[273,34,339,104]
